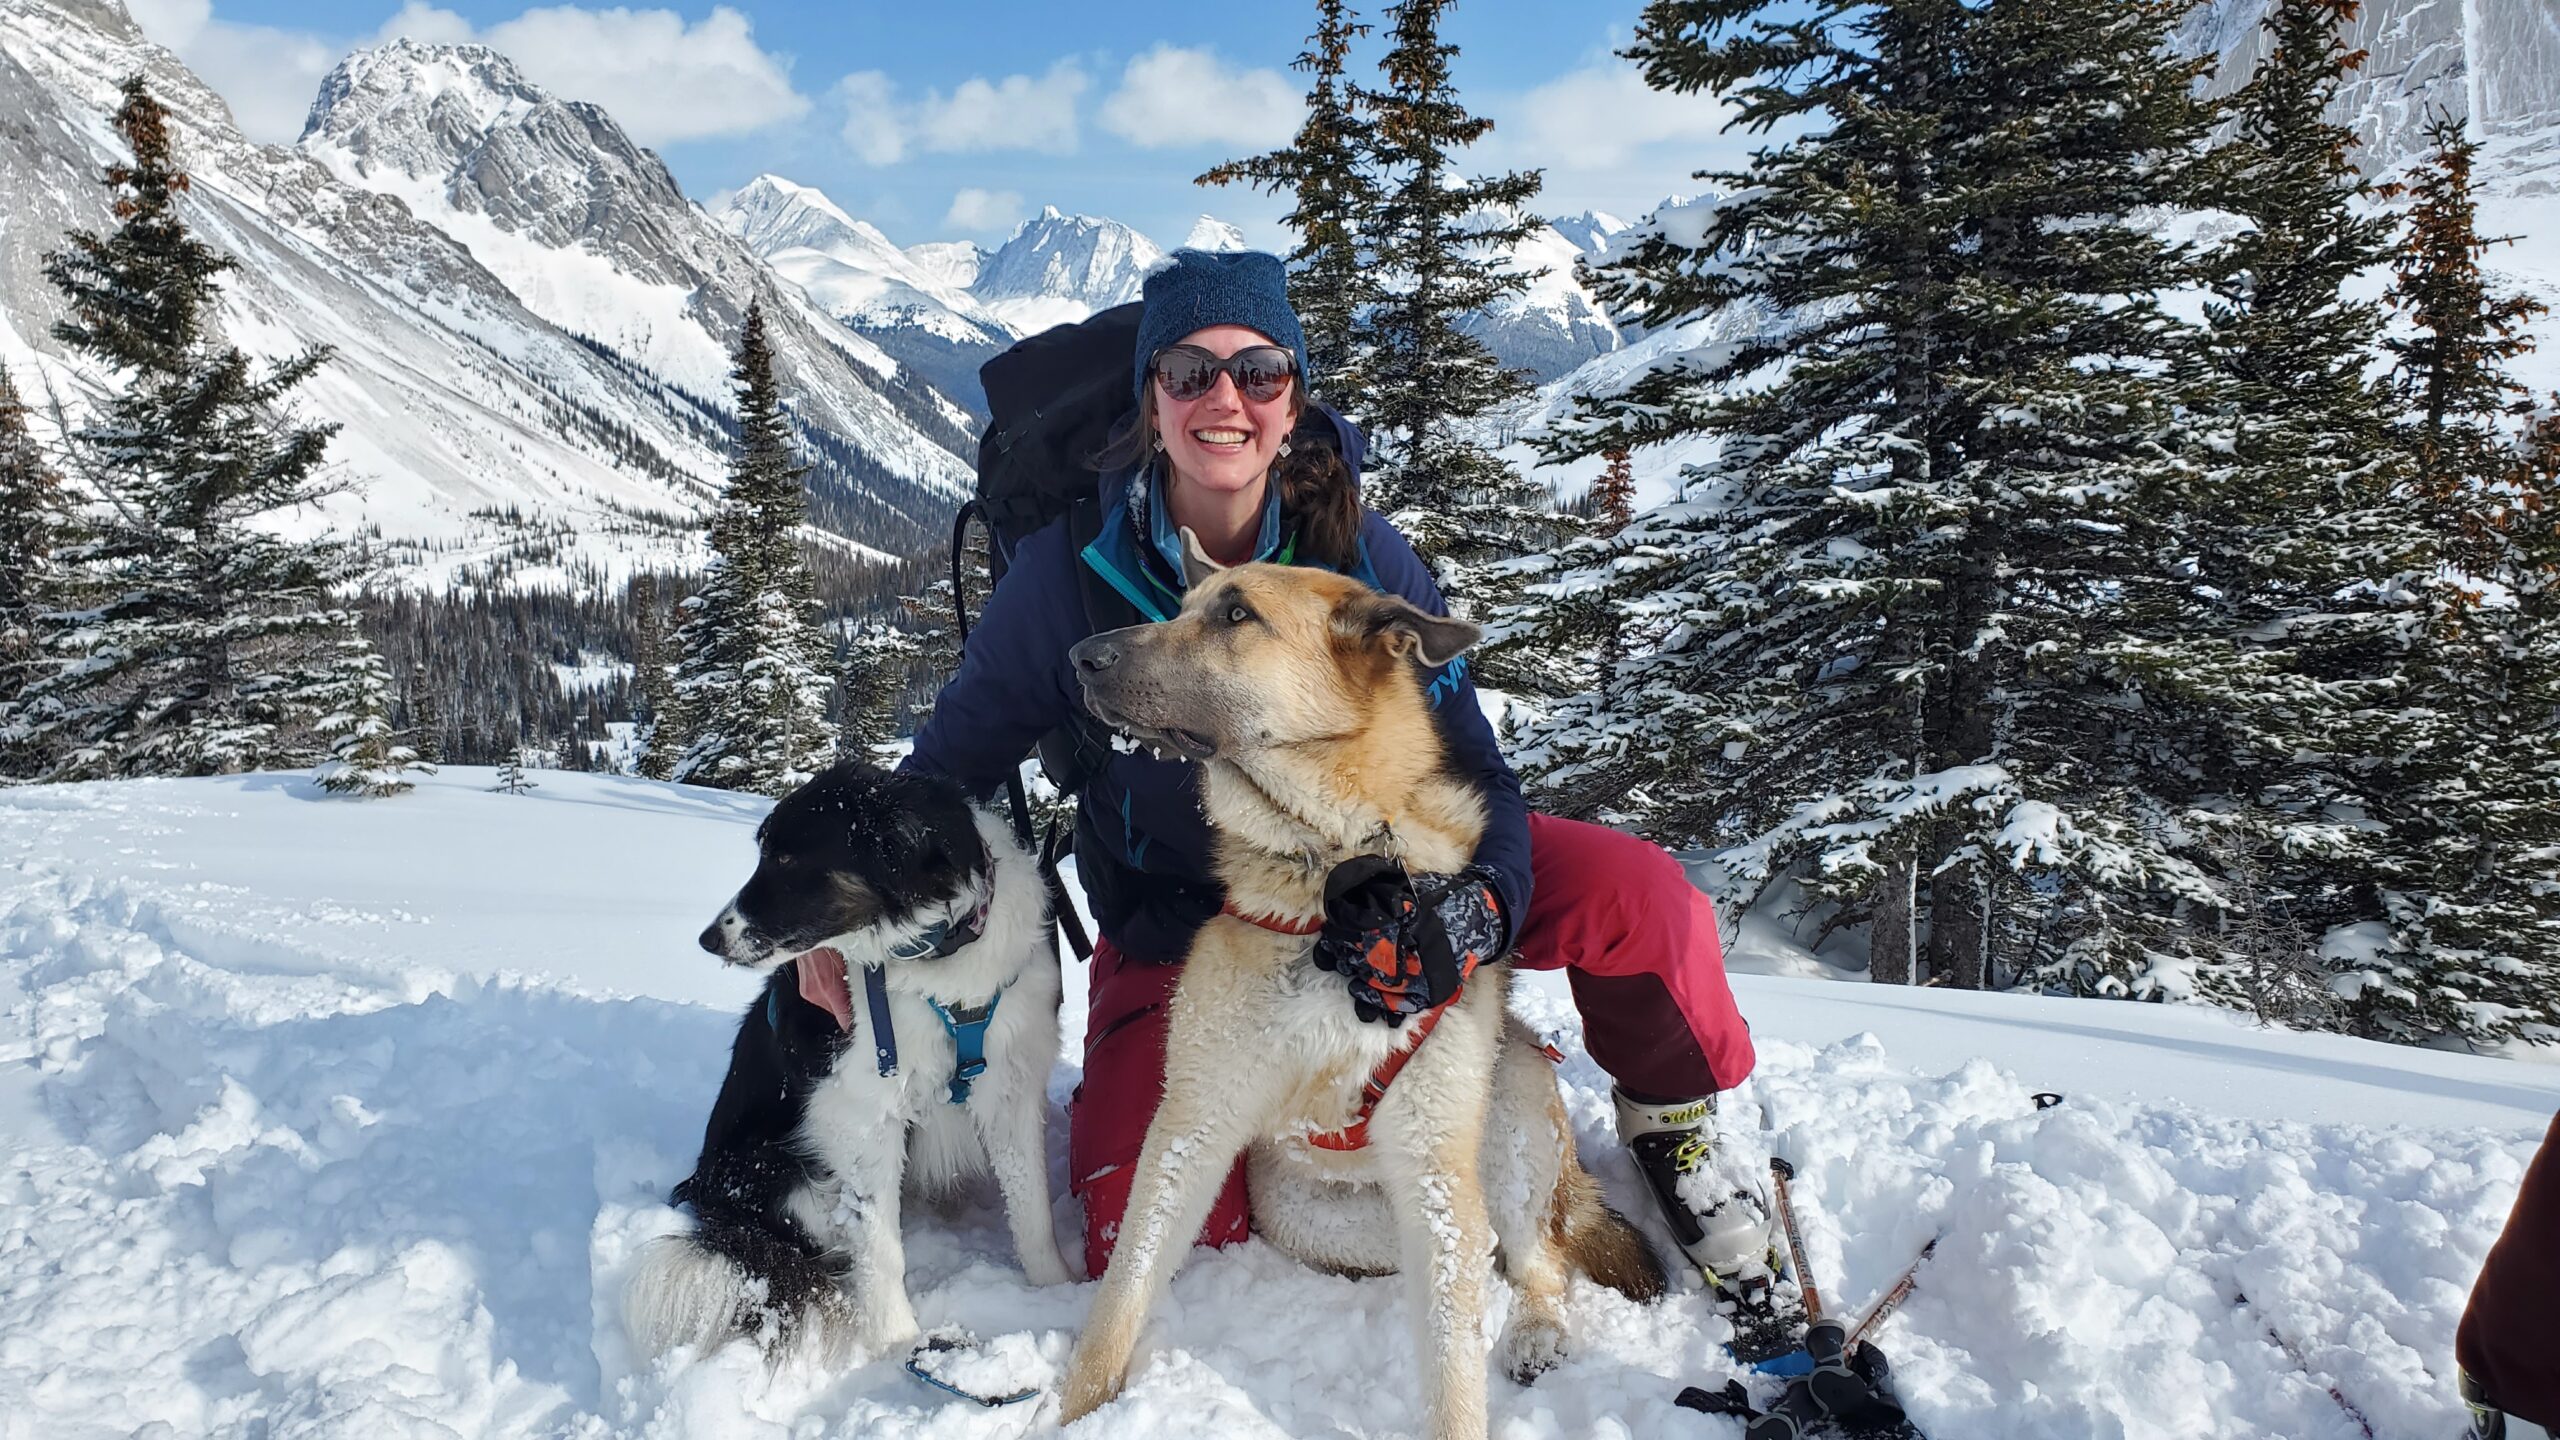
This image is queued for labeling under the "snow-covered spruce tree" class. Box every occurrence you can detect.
[668,303,836,795]
[2349,115,2560,1044]
[1353,0,1568,607]
[1199,0,1381,413]
[0,363,68,780]
[836,614,916,760]
[1513,0,2240,994]
[493,741,537,795]
[311,631,423,796]
[627,574,680,780]
[2158,0,2415,1007]
[1589,449,1636,536]
[406,661,445,767]
[25,76,400,783]
[1505,0,1979,982]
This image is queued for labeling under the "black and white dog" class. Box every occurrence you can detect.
[623,761,1072,1361]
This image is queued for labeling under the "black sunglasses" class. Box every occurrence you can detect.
[1151,344,1298,404]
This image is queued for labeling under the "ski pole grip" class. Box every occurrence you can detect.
[1767,1156,1822,1321]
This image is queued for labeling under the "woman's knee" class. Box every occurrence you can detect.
[1520,812,1703,970]
[1069,939,1251,1273]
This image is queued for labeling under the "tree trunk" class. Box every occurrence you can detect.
[1872,853,1916,985]
[1923,628,1996,990]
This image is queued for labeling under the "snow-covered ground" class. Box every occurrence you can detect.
[2,770,2550,1439]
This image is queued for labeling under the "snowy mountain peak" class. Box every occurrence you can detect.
[1549,210,1631,255]
[1183,215,1248,253]
[905,240,987,292]
[718,173,894,264]
[300,39,554,160]
[981,207,1161,295]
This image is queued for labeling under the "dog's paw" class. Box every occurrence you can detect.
[856,1297,922,1354]
[1498,1315,1567,1385]
[1022,1245,1075,1288]
[1058,1357,1124,1425]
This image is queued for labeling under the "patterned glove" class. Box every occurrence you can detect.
[1313,856,1508,1026]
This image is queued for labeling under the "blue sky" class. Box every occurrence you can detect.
[128,0,1761,251]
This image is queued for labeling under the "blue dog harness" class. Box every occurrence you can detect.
[862,965,1006,1104]
[845,853,1008,1104]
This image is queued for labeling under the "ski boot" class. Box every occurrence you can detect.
[2467,1368,2560,1440]
[1613,1087,1794,1357]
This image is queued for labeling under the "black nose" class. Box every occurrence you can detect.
[698,923,725,956]
[1070,634,1122,675]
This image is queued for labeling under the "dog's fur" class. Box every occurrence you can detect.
[622,762,1072,1363]
[1060,541,1664,1440]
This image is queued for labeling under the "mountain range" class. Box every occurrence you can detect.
[1,2,975,591]
[5,0,2556,595]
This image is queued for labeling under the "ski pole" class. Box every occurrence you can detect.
[1767,1157,1823,1322]
[1846,1235,1940,1350]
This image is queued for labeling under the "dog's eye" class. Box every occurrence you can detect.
[1225,602,1254,626]
[769,851,795,868]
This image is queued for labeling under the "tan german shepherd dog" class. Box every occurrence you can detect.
[1058,535,1663,1440]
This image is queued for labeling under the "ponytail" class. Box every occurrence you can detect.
[1273,402,1361,571]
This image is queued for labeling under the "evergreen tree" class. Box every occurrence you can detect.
[407,661,445,767]
[493,741,538,795]
[2353,115,2560,1044]
[23,76,398,782]
[312,631,423,796]
[2156,0,2413,1005]
[1199,0,1381,409]
[836,615,916,760]
[1354,0,1560,602]
[0,364,67,779]
[1589,449,1636,535]
[667,303,837,795]
[628,574,680,780]
[1512,0,2234,994]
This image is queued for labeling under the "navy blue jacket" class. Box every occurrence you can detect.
[903,416,1533,966]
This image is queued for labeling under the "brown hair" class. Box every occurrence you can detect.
[1091,382,1364,572]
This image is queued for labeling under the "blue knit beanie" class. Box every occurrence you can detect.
[1131,249,1309,406]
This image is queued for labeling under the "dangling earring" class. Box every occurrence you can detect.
[1151,432,1165,452]
[1277,440,1292,458]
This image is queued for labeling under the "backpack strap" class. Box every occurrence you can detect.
[1032,490,1140,800]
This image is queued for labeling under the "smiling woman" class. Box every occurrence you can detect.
[902,247,1772,1297]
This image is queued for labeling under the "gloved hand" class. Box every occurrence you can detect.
[1313,856,1508,1026]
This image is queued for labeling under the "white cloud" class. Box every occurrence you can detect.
[392,5,811,146]
[128,1,811,148]
[834,71,906,165]
[126,0,347,143]
[834,61,1087,166]
[1510,60,1737,170]
[1098,46,1298,151]
[943,187,1025,234]
[373,3,478,46]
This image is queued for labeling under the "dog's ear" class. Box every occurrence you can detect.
[885,805,941,870]
[1336,590,1481,668]
[1177,526,1226,593]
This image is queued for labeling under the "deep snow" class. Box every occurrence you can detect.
[1,769,2551,1439]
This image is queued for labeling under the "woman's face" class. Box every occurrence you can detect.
[1151,324,1299,498]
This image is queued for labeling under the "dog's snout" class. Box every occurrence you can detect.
[700,904,747,961]
[1070,634,1122,675]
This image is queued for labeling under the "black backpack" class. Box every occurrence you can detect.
[949,304,1149,957]
[970,301,1142,569]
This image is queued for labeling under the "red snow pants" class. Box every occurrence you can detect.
[2459,1109,2560,1427]
[1066,811,1757,1276]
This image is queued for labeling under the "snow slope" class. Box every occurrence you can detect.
[0,3,965,590]
[2,770,2548,1439]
